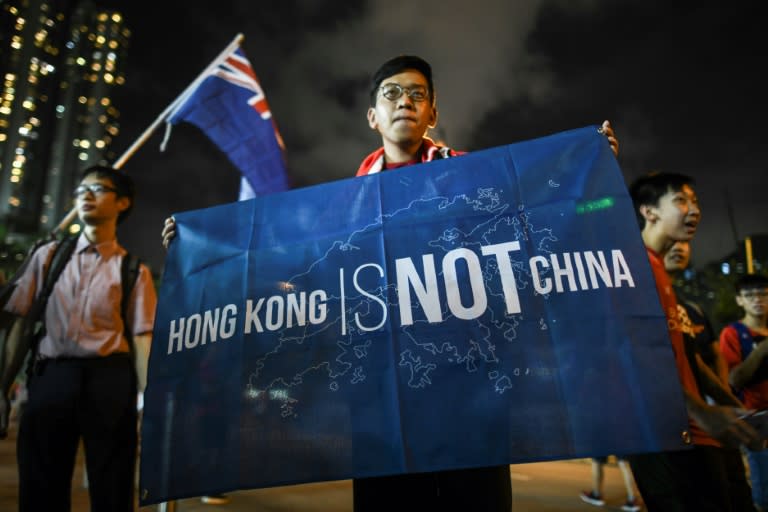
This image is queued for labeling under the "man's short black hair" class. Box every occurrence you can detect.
[735,274,768,294]
[369,55,435,107]
[80,165,135,224]
[628,171,694,229]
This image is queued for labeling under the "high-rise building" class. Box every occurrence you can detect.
[0,0,128,247]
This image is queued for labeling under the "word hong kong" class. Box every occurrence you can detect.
[166,292,328,354]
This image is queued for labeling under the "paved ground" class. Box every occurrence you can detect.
[1,417,641,511]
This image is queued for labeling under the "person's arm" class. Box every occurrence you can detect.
[128,263,157,401]
[133,333,151,394]
[0,312,26,439]
[695,353,742,407]
[711,342,731,388]
[724,327,768,390]
[684,388,761,450]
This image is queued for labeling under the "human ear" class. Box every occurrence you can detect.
[427,106,437,129]
[116,196,131,214]
[639,204,658,224]
[367,107,378,130]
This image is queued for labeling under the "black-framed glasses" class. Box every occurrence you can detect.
[73,183,118,197]
[741,290,768,300]
[378,83,429,103]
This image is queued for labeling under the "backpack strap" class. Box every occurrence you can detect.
[25,235,78,377]
[119,252,142,354]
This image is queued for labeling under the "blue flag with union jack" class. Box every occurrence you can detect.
[166,45,289,199]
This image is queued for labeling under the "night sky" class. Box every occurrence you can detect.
[101,0,765,275]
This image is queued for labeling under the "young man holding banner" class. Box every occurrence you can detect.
[352,55,618,512]
[160,54,620,511]
[627,172,760,511]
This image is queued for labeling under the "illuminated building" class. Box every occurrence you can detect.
[0,0,128,242]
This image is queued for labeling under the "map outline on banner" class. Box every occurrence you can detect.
[139,125,690,505]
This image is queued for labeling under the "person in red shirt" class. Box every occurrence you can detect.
[665,240,757,511]
[720,273,768,511]
[627,171,760,511]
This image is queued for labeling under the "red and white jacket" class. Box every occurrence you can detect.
[355,137,464,176]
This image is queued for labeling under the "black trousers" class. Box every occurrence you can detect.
[627,444,754,512]
[17,354,138,512]
[353,464,512,512]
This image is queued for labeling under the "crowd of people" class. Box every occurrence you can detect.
[1,52,766,512]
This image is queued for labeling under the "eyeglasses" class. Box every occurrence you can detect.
[741,290,768,300]
[73,183,118,197]
[378,83,429,103]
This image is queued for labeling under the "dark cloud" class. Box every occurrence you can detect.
[105,0,765,275]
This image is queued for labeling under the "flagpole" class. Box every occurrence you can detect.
[52,33,246,236]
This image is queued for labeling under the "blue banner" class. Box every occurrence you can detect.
[139,126,690,505]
